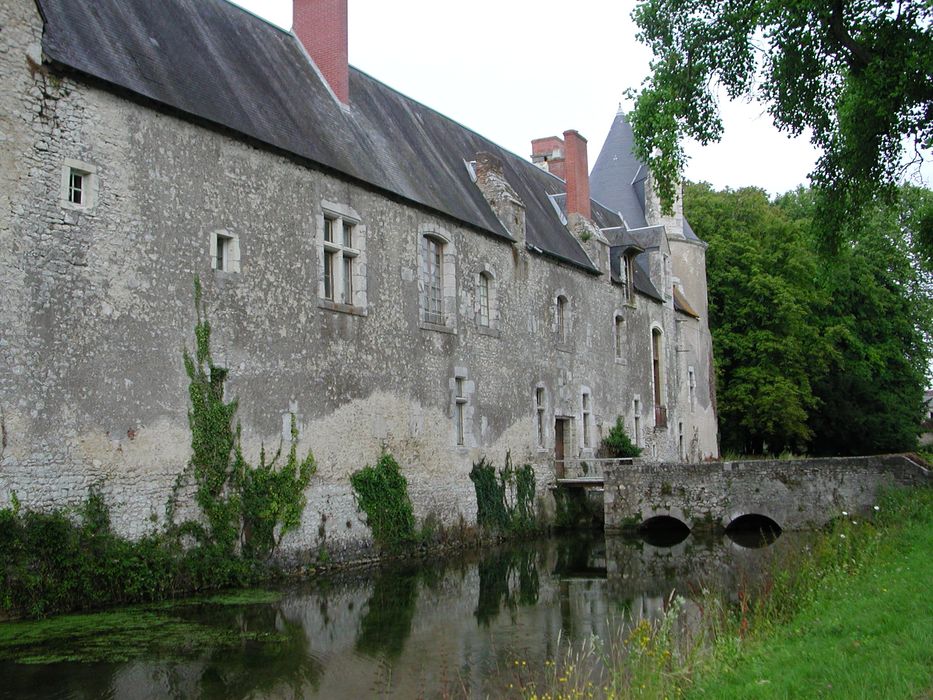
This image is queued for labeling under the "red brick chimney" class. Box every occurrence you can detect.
[293,0,349,105]
[563,129,590,220]
[531,136,566,180]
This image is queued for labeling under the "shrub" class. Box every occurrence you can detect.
[601,417,642,458]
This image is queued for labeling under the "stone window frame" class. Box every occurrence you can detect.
[317,201,367,315]
[210,229,241,273]
[580,386,594,453]
[474,264,500,336]
[688,365,697,413]
[651,324,667,428]
[619,251,636,307]
[554,290,572,351]
[60,159,98,211]
[418,224,457,333]
[613,310,626,363]
[450,367,474,449]
[533,383,548,451]
[632,394,642,448]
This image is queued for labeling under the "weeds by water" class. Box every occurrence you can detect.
[510,487,931,699]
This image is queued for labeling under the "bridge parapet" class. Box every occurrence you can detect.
[604,454,930,533]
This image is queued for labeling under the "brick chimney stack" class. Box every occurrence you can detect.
[293,0,349,105]
[563,129,590,220]
[531,136,566,180]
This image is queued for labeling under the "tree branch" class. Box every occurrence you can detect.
[827,0,874,72]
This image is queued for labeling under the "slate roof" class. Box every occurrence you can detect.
[36,0,605,272]
[590,110,700,242]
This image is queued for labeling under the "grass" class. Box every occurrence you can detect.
[689,488,932,699]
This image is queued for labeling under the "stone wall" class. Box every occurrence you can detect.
[604,454,931,533]
[0,0,717,560]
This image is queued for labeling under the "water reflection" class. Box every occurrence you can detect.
[0,530,808,699]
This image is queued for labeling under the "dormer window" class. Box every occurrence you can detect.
[620,253,635,303]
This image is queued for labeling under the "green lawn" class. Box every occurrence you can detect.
[689,491,933,699]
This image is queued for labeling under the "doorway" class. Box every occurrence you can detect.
[555,418,569,479]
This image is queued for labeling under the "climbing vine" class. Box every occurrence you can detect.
[177,278,316,559]
[350,451,417,551]
[469,452,537,535]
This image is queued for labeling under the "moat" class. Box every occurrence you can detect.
[0,529,802,699]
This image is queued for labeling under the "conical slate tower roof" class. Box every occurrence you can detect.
[590,109,700,241]
[590,110,650,229]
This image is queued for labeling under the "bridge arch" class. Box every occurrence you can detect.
[724,512,783,547]
[638,514,690,547]
[723,509,783,532]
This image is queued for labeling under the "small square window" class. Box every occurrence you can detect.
[210,231,240,273]
[61,160,97,210]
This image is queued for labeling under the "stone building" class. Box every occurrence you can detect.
[0,0,717,554]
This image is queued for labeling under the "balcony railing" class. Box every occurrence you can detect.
[554,457,635,482]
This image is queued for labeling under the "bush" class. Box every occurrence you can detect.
[350,452,417,551]
[0,490,257,618]
[600,417,642,458]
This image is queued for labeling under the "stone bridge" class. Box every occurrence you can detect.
[603,454,930,533]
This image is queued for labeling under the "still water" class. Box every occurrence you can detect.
[0,529,801,699]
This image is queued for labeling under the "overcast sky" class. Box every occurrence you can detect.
[232,0,926,197]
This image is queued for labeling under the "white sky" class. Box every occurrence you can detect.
[232,0,928,197]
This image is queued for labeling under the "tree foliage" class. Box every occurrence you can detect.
[686,183,826,454]
[629,0,933,242]
[686,182,932,455]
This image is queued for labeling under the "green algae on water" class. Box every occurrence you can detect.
[0,592,287,665]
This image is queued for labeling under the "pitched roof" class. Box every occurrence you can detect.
[36,0,606,272]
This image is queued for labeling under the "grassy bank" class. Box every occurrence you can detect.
[688,487,931,699]
[520,487,931,699]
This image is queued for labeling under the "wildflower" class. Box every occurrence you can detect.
[842,511,848,516]
[840,534,846,539]
[874,505,880,511]
[852,520,857,525]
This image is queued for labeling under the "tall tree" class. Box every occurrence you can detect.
[685,183,827,454]
[688,183,933,456]
[628,0,933,244]
[776,186,933,455]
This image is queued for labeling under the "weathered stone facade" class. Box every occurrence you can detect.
[0,0,718,558]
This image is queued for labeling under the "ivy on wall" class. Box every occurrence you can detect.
[177,279,317,559]
[350,451,417,551]
[469,452,537,535]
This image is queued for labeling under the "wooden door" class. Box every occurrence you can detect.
[555,419,565,479]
